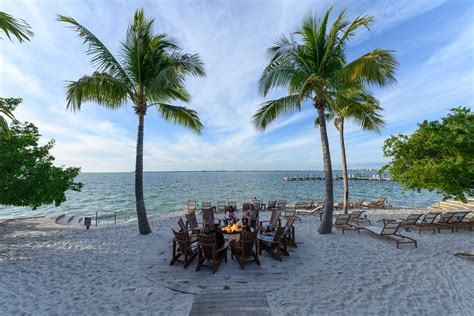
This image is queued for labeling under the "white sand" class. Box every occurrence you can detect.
[0,210,473,315]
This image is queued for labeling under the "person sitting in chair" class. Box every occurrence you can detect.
[243,204,259,228]
[225,205,237,224]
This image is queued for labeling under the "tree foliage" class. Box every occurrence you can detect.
[0,119,82,209]
[0,97,20,140]
[382,107,473,201]
[0,11,33,43]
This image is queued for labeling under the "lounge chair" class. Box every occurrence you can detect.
[201,201,212,211]
[259,209,281,233]
[454,212,473,231]
[365,198,391,209]
[230,231,260,269]
[258,226,287,261]
[356,221,417,249]
[170,229,198,268]
[217,201,227,213]
[185,212,204,233]
[334,201,344,210]
[296,201,324,220]
[406,212,440,234]
[334,214,357,234]
[433,212,471,233]
[267,200,278,211]
[302,200,314,209]
[196,233,228,274]
[399,214,424,226]
[349,210,371,225]
[187,200,197,213]
[350,199,365,209]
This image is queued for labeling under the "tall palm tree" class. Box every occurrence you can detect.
[58,9,205,235]
[330,88,385,214]
[0,11,33,43]
[253,7,397,233]
[0,101,15,140]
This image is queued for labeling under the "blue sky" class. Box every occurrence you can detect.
[1,0,473,172]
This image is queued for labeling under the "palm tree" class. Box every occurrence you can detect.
[253,7,398,233]
[330,88,385,214]
[0,12,33,139]
[58,9,205,235]
[0,11,33,42]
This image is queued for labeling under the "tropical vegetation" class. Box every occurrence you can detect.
[253,7,397,233]
[58,9,205,234]
[330,88,384,213]
[382,107,473,201]
[0,99,82,209]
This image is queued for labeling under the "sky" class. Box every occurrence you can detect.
[0,0,473,172]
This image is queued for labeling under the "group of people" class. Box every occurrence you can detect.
[224,196,260,225]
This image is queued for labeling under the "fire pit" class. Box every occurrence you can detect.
[219,222,243,235]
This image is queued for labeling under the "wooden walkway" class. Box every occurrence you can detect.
[189,292,270,316]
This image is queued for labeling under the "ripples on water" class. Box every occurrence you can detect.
[0,171,443,220]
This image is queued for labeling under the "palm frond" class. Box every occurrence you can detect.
[57,14,132,88]
[337,49,398,87]
[253,94,300,130]
[0,11,33,42]
[65,72,130,111]
[155,103,203,134]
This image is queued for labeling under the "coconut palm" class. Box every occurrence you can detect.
[253,8,398,233]
[0,101,15,140]
[58,9,205,234]
[330,88,385,214]
[0,11,33,42]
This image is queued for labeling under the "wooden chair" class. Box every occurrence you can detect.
[185,212,204,234]
[242,208,259,228]
[267,200,278,211]
[277,200,287,211]
[349,210,371,225]
[230,231,260,269]
[201,201,212,210]
[217,201,227,213]
[170,229,198,268]
[259,209,281,233]
[406,212,440,234]
[283,216,297,247]
[334,214,357,234]
[202,208,220,227]
[258,226,287,261]
[357,222,417,249]
[187,200,197,212]
[196,233,228,274]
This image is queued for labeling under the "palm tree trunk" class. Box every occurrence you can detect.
[316,101,334,234]
[135,113,151,235]
[339,119,349,214]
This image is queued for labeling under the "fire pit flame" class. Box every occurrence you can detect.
[220,222,242,234]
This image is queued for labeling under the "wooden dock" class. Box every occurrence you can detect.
[282,175,391,181]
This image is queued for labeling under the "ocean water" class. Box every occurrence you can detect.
[0,171,443,220]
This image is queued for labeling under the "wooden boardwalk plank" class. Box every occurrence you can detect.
[189,292,270,316]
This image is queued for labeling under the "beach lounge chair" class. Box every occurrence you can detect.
[187,200,197,213]
[196,233,228,274]
[267,200,278,211]
[334,214,357,234]
[334,201,344,210]
[217,201,227,213]
[170,229,198,268]
[350,199,365,209]
[365,198,391,209]
[230,231,260,269]
[399,214,424,226]
[201,201,212,211]
[258,226,287,261]
[259,209,281,233]
[356,221,417,249]
[185,212,204,233]
[349,210,371,225]
[432,212,469,233]
[303,200,314,209]
[202,208,221,227]
[454,212,473,231]
[406,212,440,234]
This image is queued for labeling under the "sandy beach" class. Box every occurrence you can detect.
[0,210,473,315]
